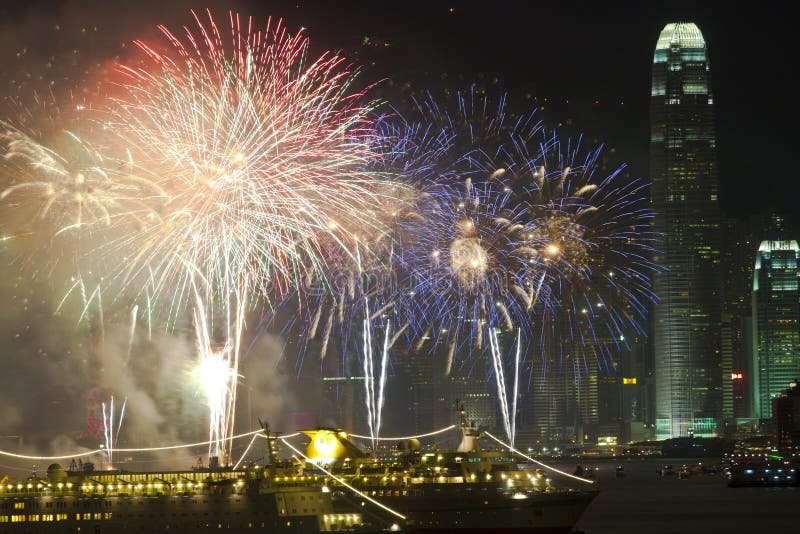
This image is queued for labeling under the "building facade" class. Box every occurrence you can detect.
[772,380,800,448]
[721,219,758,425]
[650,23,723,438]
[753,240,800,421]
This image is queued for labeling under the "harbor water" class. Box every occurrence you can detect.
[543,458,800,533]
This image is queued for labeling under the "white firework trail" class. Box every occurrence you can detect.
[361,297,392,453]
[125,304,138,364]
[101,396,127,469]
[376,322,390,442]
[191,282,244,464]
[445,337,456,377]
[362,301,376,451]
[488,327,521,446]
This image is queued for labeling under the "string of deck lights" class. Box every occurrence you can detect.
[0,425,593,487]
[0,429,300,461]
[348,425,457,441]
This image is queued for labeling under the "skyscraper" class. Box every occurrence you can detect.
[721,219,758,424]
[752,240,800,421]
[651,23,723,438]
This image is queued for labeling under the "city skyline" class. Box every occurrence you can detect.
[0,2,797,455]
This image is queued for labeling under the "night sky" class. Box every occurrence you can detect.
[0,0,794,458]
[1,0,794,219]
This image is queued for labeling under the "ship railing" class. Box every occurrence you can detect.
[0,481,50,496]
[264,474,325,491]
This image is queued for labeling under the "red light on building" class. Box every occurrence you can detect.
[731,372,744,380]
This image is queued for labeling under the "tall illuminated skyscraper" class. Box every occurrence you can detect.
[651,23,723,438]
[752,240,800,421]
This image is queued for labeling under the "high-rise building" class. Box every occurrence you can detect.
[752,240,800,421]
[650,23,723,438]
[772,380,800,448]
[721,219,758,425]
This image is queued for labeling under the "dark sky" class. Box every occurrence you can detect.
[0,0,794,219]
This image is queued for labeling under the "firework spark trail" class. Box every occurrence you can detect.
[190,268,249,463]
[125,304,138,364]
[362,300,375,451]
[192,288,237,462]
[488,328,511,443]
[376,320,390,444]
[101,396,127,468]
[360,297,392,452]
[511,328,520,446]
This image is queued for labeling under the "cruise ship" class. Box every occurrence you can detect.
[303,407,598,533]
[1,414,597,533]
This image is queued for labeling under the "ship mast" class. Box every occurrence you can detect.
[259,419,280,477]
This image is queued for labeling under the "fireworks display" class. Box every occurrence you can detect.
[99,10,393,460]
[0,7,662,458]
[347,91,659,444]
[398,180,540,376]
[0,122,159,235]
[495,135,661,384]
[372,91,543,355]
[107,10,385,305]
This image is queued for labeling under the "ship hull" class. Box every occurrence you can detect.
[404,493,595,532]
[338,488,598,532]
[406,529,577,534]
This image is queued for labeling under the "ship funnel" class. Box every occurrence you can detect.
[300,429,367,464]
